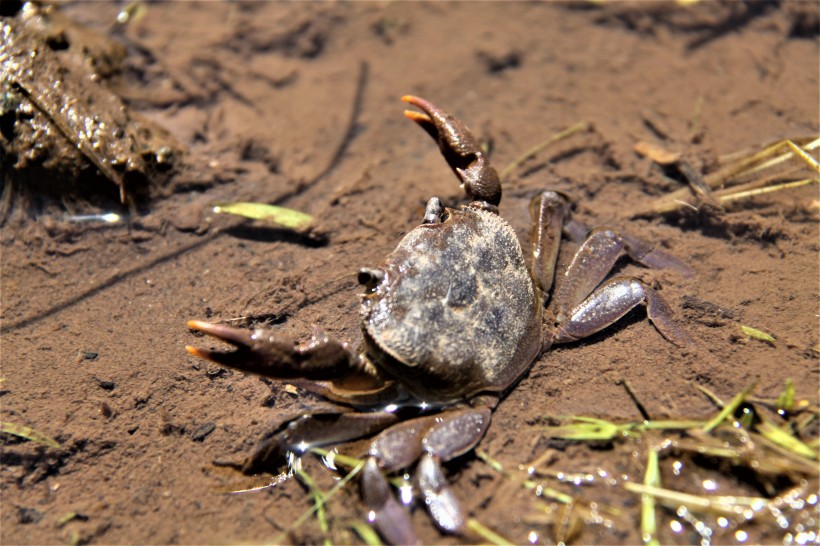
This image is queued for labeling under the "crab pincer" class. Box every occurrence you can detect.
[186,320,359,380]
[402,95,502,207]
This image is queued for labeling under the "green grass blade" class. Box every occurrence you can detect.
[702,382,757,433]
[755,420,818,460]
[466,518,514,546]
[350,520,382,546]
[57,512,81,526]
[775,379,795,413]
[641,449,660,546]
[537,417,624,441]
[639,419,706,430]
[475,450,575,504]
[213,202,313,229]
[740,325,776,343]
[295,467,331,545]
[311,447,364,470]
[271,460,365,544]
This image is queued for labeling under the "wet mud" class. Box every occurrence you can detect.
[1,2,818,545]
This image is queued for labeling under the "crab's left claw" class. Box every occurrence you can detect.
[402,95,502,207]
[186,320,357,380]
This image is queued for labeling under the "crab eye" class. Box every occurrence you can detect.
[358,268,385,292]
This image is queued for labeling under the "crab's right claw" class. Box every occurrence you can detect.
[186,320,354,379]
[402,95,502,207]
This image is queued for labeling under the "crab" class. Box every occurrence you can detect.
[186,96,692,544]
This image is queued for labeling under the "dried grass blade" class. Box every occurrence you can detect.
[719,178,819,204]
[709,137,820,186]
[624,483,767,516]
[633,137,819,216]
[501,121,589,179]
[0,421,61,448]
[466,518,514,546]
[786,140,820,174]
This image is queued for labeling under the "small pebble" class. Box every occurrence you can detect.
[17,506,43,524]
[100,402,114,418]
[172,201,205,232]
[190,422,216,442]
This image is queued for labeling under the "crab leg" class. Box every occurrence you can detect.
[529,191,571,296]
[242,411,400,474]
[552,276,692,347]
[528,219,694,347]
[362,458,420,546]
[362,407,492,543]
[551,227,692,320]
[402,95,502,207]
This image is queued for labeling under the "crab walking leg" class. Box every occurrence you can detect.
[529,191,570,296]
[553,276,692,346]
[416,407,492,532]
[616,230,695,276]
[550,228,626,319]
[402,95,502,207]
[362,407,492,543]
[361,416,440,546]
[242,411,400,474]
[362,459,421,546]
[550,227,693,323]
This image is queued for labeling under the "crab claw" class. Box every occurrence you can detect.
[185,320,262,369]
[402,95,502,207]
[186,320,354,380]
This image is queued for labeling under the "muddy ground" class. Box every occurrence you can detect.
[1,2,818,545]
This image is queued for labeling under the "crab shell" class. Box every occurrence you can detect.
[360,205,543,403]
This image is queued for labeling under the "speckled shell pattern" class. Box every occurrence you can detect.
[361,206,542,403]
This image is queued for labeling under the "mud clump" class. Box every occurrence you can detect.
[0,3,182,223]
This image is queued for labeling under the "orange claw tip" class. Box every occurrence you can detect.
[404,110,431,123]
[185,345,202,357]
[401,95,432,111]
[187,319,208,330]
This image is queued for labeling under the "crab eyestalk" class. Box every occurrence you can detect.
[402,95,502,208]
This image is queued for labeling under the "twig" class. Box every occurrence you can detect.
[500,121,590,179]
[274,61,369,206]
